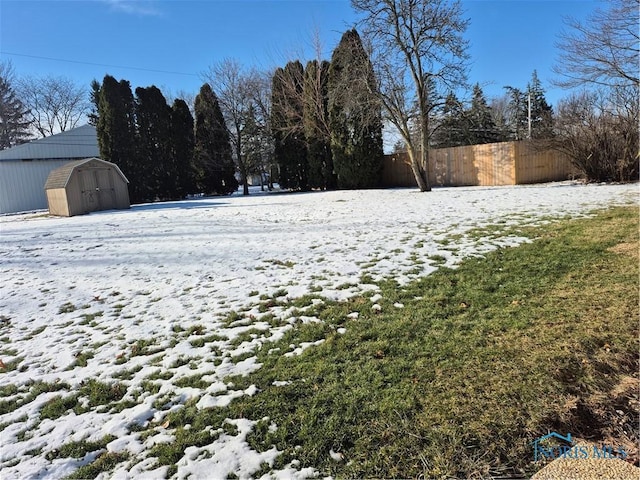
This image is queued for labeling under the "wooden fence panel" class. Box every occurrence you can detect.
[381,153,417,187]
[514,142,573,184]
[382,141,570,188]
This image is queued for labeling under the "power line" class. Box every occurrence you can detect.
[0,51,200,77]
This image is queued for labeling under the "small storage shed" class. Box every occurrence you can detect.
[44,158,130,216]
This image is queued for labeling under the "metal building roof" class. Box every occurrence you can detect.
[0,124,99,161]
[44,158,129,190]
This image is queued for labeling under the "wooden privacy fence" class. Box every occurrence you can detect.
[382,141,574,188]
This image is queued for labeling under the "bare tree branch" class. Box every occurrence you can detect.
[18,75,90,137]
[353,0,470,191]
[554,0,639,89]
[203,59,273,194]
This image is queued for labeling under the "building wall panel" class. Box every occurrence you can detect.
[0,160,70,214]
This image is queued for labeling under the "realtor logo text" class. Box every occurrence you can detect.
[533,432,628,462]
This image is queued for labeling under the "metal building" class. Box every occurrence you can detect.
[45,158,130,217]
[0,125,99,214]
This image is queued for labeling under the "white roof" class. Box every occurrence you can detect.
[0,124,99,161]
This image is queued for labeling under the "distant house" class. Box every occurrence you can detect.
[45,158,130,217]
[0,125,99,214]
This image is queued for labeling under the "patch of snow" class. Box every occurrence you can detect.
[370,293,383,303]
[329,449,344,462]
[0,182,636,478]
[284,340,326,357]
[272,380,291,387]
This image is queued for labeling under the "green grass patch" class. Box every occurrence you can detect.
[186,324,205,336]
[130,338,163,357]
[65,452,129,479]
[190,333,228,348]
[68,350,95,369]
[228,328,269,348]
[112,365,143,381]
[79,311,104,324]
[46,435,116,460]
[0,356,24,373]
[266,259,295,268]
[58,302,77,314]
[174,374,210,389]
[78,379,127,407]
[213,206,639,478]
[40,394,79,420]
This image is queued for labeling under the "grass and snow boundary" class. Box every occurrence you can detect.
[0,182,637,478]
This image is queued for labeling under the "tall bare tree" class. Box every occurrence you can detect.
[203,59,269,195]
[352,0,469,191]
[245,70,275,190]
[18,75,89,137]
[551,0,639,182]
[554,0,639,89]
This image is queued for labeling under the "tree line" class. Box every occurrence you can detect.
[1,0,636,190]
[404,70,555,152]
[91,76,236,204]
[272,29,383,191]
[96,27,384,201]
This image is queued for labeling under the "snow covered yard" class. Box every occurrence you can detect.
[0,182,637,479]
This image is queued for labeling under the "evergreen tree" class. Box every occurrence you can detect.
[194,84,238,195]
[328,29,383,189]
[467,84,501,144]
[527,71,554,139]
[432,92,469,148]
[505,72,554,141]
[135,86,174,201]
[0,61,31,149]
[504,86,528,140]
[88,79,101,126]
[171,98,195,198]
[271,62,308,190]
[96,75,140,201]
[304,60,335,190]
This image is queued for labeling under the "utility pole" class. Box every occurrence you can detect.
[527,91,532,139]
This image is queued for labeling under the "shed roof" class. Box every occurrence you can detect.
[44,158,129,190]
[0,124,99,161]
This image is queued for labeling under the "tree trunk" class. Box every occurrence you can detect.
[420,107,432,192]
[407,145,429,192]
[242,174,249,195]
[235,142,249,196]
[419,147,432,192]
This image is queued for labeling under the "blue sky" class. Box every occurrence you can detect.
[1,0,599,107]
